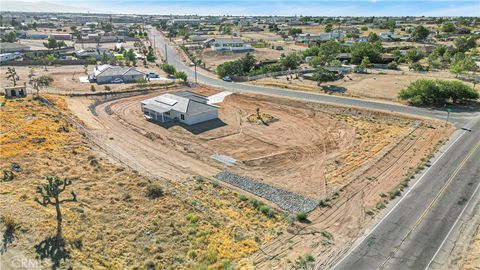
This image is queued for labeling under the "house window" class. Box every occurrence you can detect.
[165,111,170,115]
[180,114,185,120]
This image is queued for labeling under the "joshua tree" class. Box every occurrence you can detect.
[34,176,77,241]
[5,67,19,86]
[32,75,54,96]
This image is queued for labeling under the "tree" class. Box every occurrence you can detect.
[398,79,479,106]
[312,68,337,85]
[454,36,477,53]
[288,28,303,36]
[367,32,380,43]
[409,62,429,72]
[34,176,77,241]
[123,48,136,62]
[405,48,425,63]
[174,71,188,82]
[146,46,156,62]
[359,56,373,68]
[441,22,455,33]
[325,24,333,33]
[5,67,19,86]
[450,53,477,77]
[350,42,382,64]
[387,61,398,70]
[411,25,430,42]
[32,75,54,96]
[1,31,17,42]
[161,64,176,75]
[43,37,58,50]
[279,53,302,70]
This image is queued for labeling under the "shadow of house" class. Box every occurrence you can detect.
[148,117,227,135]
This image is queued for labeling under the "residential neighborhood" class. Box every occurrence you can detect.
[0,2,479,270]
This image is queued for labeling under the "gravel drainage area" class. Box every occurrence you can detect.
[215,171,318,213]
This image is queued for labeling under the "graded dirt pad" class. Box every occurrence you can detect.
[61,86,450,269]
[0,95,286,269]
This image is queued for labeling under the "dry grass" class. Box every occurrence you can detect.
[462,226,480,270]
[0,95,287,269]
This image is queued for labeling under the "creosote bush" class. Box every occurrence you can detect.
[295,211,308,222]
[145,183,163,199]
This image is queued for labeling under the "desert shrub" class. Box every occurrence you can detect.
[376,201,386,210]
[387,61,398,70]
[389,189,401,200]
[104,85,111,91]
[295,211,308,222]
[146,183,163,199]
[202,250,218,265]
[194,175,204,183]
[250,199,265,210]
[1,215,18,233]
[398,79,479,106]
[238,194,248,201]
[188,250,198,259]
[293,254,315,269]
[185,213,199,224]
[320,230,333,240]
[365,209,375,216]
[259,205,276,218]
[212,180,219,188]
[90,85,96,92]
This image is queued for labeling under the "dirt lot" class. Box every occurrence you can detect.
[249,69,478,101]
[0,95,286,269]
[0,65,170,95]
[63,86,451,268]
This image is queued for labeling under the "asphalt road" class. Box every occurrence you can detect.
[150,30,480,270]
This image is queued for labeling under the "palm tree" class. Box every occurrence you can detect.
[5,67,19,86]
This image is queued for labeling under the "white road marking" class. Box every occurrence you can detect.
[330,128,468,270]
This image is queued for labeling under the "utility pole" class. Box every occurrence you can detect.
[446,108,451,125]
[164,43,168,63]
[194,63,198,84]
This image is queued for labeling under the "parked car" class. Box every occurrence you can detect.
[222,76,232,82]
[110,78,124,84]
[147,72,159,78]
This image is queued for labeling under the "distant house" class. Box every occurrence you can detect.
[50,33,72,40]
[297,31,345,44]
[25,33,48,39]
[89,64,146,84]
[0,52,21,63]
[203,38,252,52]
[0,43,30,53]
[75,47,111,60]
[140,91,218,125]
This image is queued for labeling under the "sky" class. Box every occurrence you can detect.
[1,0,480,16]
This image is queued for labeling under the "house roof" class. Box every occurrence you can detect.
[95,66,145,78]
[205,38,243,44]
[141,91,217,116]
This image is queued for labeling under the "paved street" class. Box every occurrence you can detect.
[151,30,480,270]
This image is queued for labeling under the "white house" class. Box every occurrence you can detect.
[89,65,146,84]
[203,38,252,52]
[141,91,219,125]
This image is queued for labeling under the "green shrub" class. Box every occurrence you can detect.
[398,79,479,106]
[293,254,315,269]
[194,175,204,183]
[186,213,199,224]
[238,194,248,201]
[212,180,219,188]
[202,250,218,265]
[295,211,308,222]
[389,189,401,200]
[250,199,265,210]
[146,183,163,199]
[376,201,386,210]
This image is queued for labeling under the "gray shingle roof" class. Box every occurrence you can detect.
[141,91,217,116]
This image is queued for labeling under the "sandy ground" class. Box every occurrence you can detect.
[250,69,478,101]
[18,39,75,50]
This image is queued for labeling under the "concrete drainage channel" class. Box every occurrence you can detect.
[215,171,318,213]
